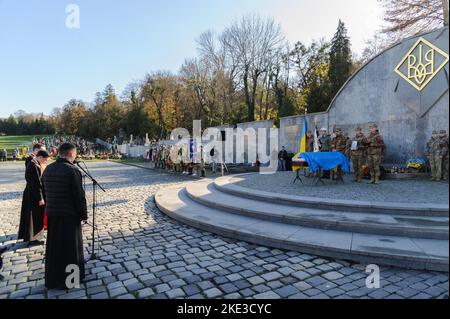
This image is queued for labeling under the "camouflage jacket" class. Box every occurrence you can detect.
[439,136,449,157]
[319,135,332,152]
[332,135,349,153]
[351,133,368,157]
[306,137,314,153]
[366,132,385,156]
[427,137,441,157]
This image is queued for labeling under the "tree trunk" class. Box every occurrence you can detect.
[243,65,254,122]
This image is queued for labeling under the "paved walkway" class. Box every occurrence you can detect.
[0,162,448,299]
[235,172,449,204]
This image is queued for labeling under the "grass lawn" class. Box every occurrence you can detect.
[0,135,44,153]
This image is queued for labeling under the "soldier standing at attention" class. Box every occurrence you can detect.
[319,128,332,152]
[427,131,440,181]
[306,131,314,153]
[366,124,385,184]
[319,128,332,178]
[439,130,449,181]
[351,127,368,183]
[332,128,349,179]
[331,128,349,155]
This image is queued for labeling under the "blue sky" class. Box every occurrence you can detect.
[0,0,382,117]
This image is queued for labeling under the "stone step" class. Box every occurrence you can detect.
[155,184,449,272]
[214,175,449,217]
[185,180,449,240]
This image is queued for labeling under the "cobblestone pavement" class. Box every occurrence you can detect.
[236,172,449,204]
[0,161,448,299]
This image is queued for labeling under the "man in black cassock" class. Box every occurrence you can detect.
[42,143,88,290]
[18,150,49,244]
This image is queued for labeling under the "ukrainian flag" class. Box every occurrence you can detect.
[292,113,308,170]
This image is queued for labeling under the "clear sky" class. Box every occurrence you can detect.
[0,0,383,118]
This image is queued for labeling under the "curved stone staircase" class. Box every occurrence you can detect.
[156,174,449,272]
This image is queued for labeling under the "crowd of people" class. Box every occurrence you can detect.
[280,124,385,183]
[32,136,93,158]
[148,141,224,177]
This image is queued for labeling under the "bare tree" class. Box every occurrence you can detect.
[361,33,391,62]
[380,0,449,42]
[223,14,285,122]
[141,71,175,139]
[180,58,217,124]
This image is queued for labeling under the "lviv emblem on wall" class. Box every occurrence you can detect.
[395,37,449,92]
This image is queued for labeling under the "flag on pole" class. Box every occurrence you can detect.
[292,110,308,166]
[313,124,320,153]
[299,111,308,154]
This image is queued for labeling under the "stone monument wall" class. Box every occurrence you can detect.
[280,27,449,163]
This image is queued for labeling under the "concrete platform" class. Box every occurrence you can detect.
[186,180,449,240]
[214,175,449,216]
[155,175,449,272]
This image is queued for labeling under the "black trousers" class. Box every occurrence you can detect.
[45,216,85,289]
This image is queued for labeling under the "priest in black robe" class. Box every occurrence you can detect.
[42,143,88,290]
[18,150,49,244]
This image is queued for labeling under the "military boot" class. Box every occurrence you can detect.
[374,177,380,184]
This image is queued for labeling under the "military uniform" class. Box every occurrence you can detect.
[366,127,385,184]
[427,131,441,181]
[306,134,314,153]
[319,134,332,152]
[351,130,368,182]
[319,131,332,178]
[331,131,348,155]
[439,131,449,180]
[332,129,349,179]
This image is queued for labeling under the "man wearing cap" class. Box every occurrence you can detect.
[351,127,368,183]
[439,130,449,181]
[366,124,385,184]
[427,131,441,181]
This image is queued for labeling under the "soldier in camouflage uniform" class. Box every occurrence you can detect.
[319,128,332,178]
[332,128,349,179]
[366,124,385,184]
[427,131,441,181]
[319,128,332,152]
[350,127,368,183]
[439,130,449,181]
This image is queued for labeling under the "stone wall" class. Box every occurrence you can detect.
[280,27,449,163]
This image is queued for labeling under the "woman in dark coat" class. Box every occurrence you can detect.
[18,150,49,244]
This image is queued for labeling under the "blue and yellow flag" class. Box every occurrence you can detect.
[292,112,308,166]
[292,112,308,171]
[299,114,308,154]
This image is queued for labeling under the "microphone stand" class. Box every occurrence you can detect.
[75,161,106,262]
